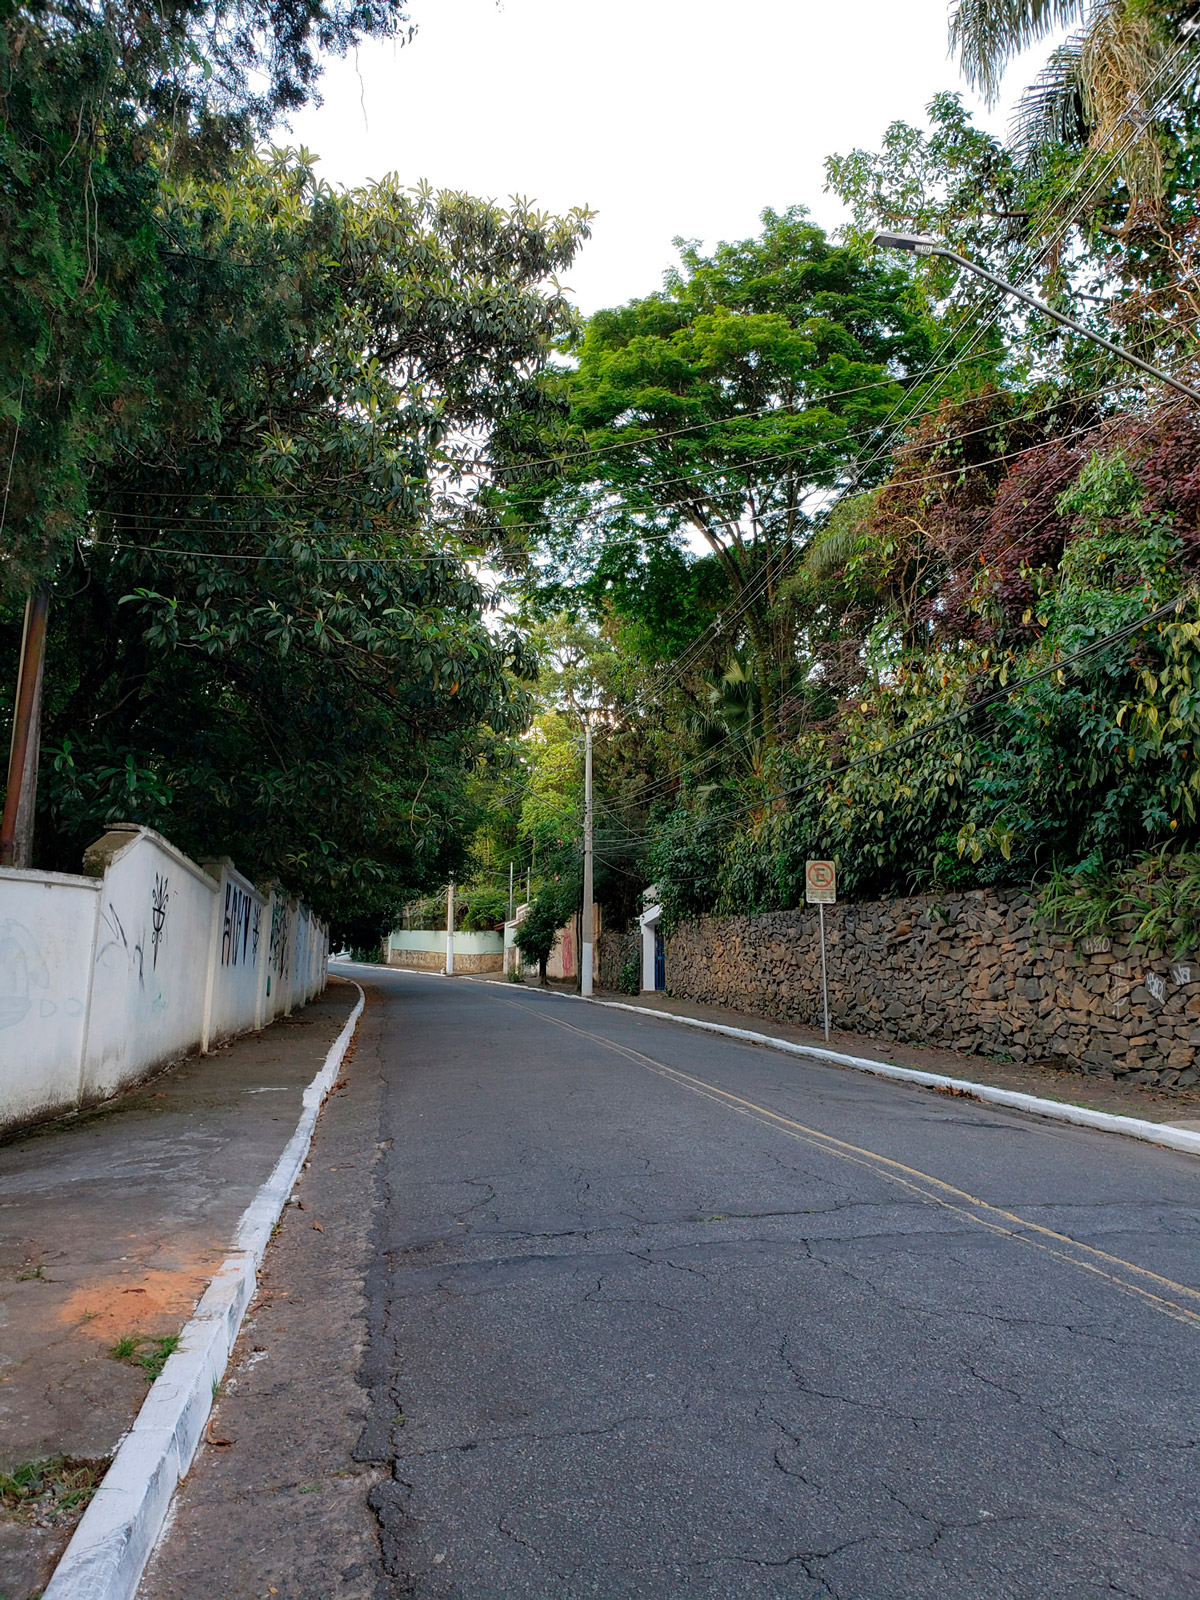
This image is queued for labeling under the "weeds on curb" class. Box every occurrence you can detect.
[107,1332,181,1382]
[0,1456,109,1525]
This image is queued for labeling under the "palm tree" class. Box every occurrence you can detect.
[949,0,1198,210]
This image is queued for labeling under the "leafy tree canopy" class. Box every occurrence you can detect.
[496,209,948,751]
[6,151,591,944]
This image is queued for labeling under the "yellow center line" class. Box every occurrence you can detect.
[495,992,1200,1332]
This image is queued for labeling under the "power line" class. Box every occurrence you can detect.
[608,591,1191,855]
[610,395,1189,822]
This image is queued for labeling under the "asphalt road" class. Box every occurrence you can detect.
[146,966,1200,1599]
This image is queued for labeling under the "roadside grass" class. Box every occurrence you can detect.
[107,1332,181,1383]
[0,1455,109,1525]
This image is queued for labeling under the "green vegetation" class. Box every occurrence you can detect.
[462,14,1200,961]
[6,1,1200,957]
[0,1455,108,1524]
[108,1332,181,1383]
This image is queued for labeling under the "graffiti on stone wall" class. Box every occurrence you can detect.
[252,902,262,963]
[222,881,254,967]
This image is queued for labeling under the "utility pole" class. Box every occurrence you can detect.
[445,880,455,976]
[526,867,531,906]
[508,861,514,922]
[581,721,594,997]
[0,588,50,869]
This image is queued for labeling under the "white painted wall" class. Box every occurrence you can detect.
[202,861,268,1047]
[0,869,100,1124]
[640,890,662,992]
[0,825,329,1135]
[82,829,217,1096]
[389,929,504,955]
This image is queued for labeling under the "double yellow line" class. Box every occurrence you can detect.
[498,993,1200,1333]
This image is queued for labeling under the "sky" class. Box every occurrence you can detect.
[282,0,1054,317]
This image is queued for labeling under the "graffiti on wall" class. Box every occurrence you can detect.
[222,881,255,967]
[150,873,169,970]
[0,919,51,1029]
[269,897,288,977]
[97,901,145,988]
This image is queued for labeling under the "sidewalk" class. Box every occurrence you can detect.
[488,976,1200,1129]
[0,980,358,1600]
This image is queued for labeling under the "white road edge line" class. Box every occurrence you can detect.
[42,982,366,1600]
[438,973,1200,1161]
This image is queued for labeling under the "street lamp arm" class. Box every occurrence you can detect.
[871,231,1200,406]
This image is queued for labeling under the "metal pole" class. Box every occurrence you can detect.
[871,232,1200,406]
[819,901,830,1043]
[445,880,455,976]
[936,247,1200,405]
[1,587,50,869]
[508,861,514,922]
[581,722,594,997]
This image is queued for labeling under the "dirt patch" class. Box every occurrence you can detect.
[57,1266,209,1341]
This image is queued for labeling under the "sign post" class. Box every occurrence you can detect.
[805,860,836,1042]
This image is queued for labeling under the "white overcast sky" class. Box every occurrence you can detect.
[283,0,1051,315]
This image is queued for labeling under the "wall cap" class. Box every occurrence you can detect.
[200,858,261,898]
[83,824,219,890]
[0,865,100,891]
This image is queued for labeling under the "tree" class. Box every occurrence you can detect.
[0,0,418,594]
[949,0,1198,209]
[10,151,590,942]
[514,873,580,983]
[499,209,936,751]
[0,0,423,864]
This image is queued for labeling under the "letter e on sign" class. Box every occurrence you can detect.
[805,860,836,905]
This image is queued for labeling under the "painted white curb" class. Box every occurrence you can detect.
[467,978,1200,1161]
[43,983,366,1600]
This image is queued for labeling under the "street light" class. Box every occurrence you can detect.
[871,230,1200,405]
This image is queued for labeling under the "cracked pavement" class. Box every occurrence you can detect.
[145,966,1200,1599]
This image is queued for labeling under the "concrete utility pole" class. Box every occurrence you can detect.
[445,880,455,976]
[581,722,594,997]
[526,867,531,907]
[508,861,514,922]
[0,588,50,868]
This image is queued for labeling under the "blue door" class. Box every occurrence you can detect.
[654,930,665,991]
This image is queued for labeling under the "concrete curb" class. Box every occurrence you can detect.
[42,983,366,1600]
[465,977,1200,1161]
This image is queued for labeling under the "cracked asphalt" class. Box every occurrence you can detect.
[146,965,1200,1599]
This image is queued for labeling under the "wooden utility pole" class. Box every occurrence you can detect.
[0,588,49,868]
[581,722,594,997]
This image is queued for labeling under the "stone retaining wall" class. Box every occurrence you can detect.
[665,890,1200,1092]
[385,949,502,974]
[597,928,639,994]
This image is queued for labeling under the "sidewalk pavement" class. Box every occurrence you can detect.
[0,980,359,1600]
[480,975,1200,1129]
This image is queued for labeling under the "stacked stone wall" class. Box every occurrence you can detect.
[597,928,639,994]
[386,949,502,974]
[664,889,1200,1092]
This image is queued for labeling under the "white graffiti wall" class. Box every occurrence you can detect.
[0,825,329,1134]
